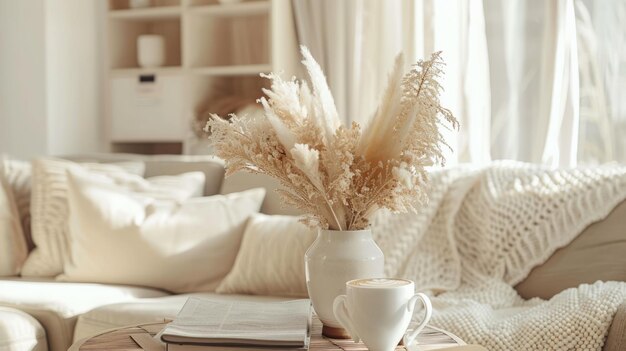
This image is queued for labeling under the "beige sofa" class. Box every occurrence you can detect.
[0,154,624,351]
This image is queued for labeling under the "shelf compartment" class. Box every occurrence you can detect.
[112,142,183,154]
[186,0,267,6]
[111,66,183,76]
[109,6,181,20]
[189,75,267,119]
[191,64,271,76]
[110,73,189,142]
[189,1,270,17]
[109,19,181,69]
[186,13,269,67]
[109,0,180,10]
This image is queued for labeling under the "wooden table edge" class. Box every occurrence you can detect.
[68,321,167,351]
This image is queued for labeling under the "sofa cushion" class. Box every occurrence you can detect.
[0,278,167,351]
[1,158,33,251]
[142,156,225,196]
[0,307,48,351]
[61,154,226,196]
[22,158,146,277]
[516,200,626,300]
[73,293,290,343]
[604,301,626,351]
[221,172,302,216]
[61,169,265,293]
[0,167,27,276]
[216,214,315,297]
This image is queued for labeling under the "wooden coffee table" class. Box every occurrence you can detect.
[70,316,471,351]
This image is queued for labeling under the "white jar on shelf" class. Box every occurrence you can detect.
[137,35,165,68]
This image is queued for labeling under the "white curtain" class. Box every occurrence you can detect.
[575,0,626,164]
[291,0,625,167]
[292,0,402,126]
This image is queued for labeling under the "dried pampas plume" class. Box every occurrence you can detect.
[208,46,458,230]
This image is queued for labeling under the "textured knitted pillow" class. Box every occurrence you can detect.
[0,168,28,276]
[61,169,265,293]
[21,158,206,277]
[216,214,317,297]
[1,158,33,250]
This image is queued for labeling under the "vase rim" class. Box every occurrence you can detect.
[318,228,372,234]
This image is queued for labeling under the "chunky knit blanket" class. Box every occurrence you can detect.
[371,161,626,350]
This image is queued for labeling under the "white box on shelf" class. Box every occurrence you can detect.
[111,73,187,141]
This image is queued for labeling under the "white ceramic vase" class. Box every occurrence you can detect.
[305,229,384,338]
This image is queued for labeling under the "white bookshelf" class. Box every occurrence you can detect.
[190,1,270,16]
[103,0,298,154]
[111,66,183,77]
[191,64,272,76]
[109,6,182,20]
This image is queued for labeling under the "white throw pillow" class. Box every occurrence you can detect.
[21,158,205,277]
[60,169,265,293]
[216,214,317,297]
[0,168,28,276]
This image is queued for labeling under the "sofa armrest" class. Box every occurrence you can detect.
[604,301,626,351]
[515,200,626,300]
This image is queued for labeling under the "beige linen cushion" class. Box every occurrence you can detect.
[21,158,152,277]
[216,214,316,297]
[61,154,226,196]
[221,172,302,216]
[0,169,28,276]
[60,169,265,293]
[516,200,626,300]
[21,158,207,278]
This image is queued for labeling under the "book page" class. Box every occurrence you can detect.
[409,325,466,350]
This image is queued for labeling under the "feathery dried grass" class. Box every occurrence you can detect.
[208,47,458,230]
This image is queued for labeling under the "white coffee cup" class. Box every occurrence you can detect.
[333,278,432,351]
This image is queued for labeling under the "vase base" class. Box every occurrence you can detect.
[322,325,351,339]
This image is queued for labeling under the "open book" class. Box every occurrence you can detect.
[161,297,311,349]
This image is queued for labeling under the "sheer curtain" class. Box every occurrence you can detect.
[291,0,625,166]
[292,0,405,126]
[576,0,626,164]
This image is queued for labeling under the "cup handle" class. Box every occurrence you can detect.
[402,293,433,347]
[332,295,360,343]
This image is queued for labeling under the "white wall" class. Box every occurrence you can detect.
[0,0,103,159]
[0,0,48,159]
[45,0,102,155]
